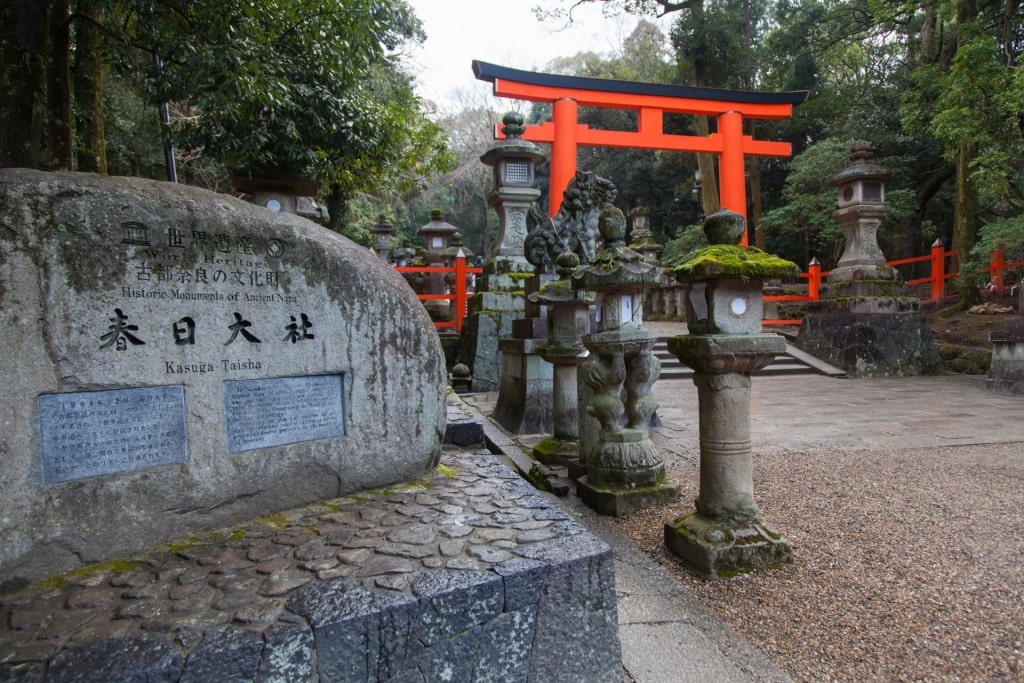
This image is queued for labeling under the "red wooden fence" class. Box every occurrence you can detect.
[395,253,482,333]
[400,244,1023,333]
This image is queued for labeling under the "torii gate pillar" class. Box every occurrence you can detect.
[475,61,809,236]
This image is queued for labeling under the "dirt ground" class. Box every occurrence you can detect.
[926,298,1018,349]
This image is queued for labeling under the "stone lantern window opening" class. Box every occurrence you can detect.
[265,198,282,212]
[863,181,883,202]
[502,159,532,185]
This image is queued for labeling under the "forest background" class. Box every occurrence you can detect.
[2,0,1022,303]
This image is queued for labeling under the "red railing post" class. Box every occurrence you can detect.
[991,247,1005,293]
[808,258,822,301]
[454,249,468,332]
[930,239,946,303]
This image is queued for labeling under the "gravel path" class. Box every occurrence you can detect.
[611,441,1024,682]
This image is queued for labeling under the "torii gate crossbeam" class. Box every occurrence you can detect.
[473,61,809,232]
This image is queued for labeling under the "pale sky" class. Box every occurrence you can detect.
[405,0,663,112]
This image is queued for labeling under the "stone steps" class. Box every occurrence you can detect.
[654,337,847,380]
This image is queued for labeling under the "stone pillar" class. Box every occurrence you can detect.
[573,205,679,517]
[531,253,592,466]
[663,210,798,578]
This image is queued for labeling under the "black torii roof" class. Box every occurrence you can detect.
[472,60,809,107]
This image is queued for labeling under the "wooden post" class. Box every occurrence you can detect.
[991,247,1005,293]
[718,110,747,242]
[808,258,822,301]
[931,239,946,303]
[454,250,468,332]
[550,98,579,217]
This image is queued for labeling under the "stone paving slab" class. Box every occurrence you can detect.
[0,401,622,682]
[652,373,1024,455]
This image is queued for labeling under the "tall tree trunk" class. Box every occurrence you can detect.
[0,0,46,167]
[952,138,979,301]
[693,117,720,219]
[952,0,980,305]
[73,0,106,173]
[326,185,347,233]
[46,0,73,170]
[749,156,764,249]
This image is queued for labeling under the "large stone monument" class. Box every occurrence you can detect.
[664,210,797,578]
[794,141,942,376]
[572,204,679,517]
[0,169,447,588]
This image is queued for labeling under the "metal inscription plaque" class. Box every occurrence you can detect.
[39,386,188,485]
[223,374,344,453]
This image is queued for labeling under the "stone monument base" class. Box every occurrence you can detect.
[576,476,679,518]
[795,300,942,377]
[987,320,1024,395]
[0,449,622,682]
[664,512,793,579]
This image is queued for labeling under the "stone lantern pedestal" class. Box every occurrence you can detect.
[573,205,679,517]
[530,253,593,468]
[664,210,797,578]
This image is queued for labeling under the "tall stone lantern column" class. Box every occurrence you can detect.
[573,204,679,517]
[460,112,548,392]
[664,210,799,578]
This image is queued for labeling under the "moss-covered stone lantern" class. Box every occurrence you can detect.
[664,209,798,578]
[571,204,679,517]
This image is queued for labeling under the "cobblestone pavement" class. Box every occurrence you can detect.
[0,438,592,674]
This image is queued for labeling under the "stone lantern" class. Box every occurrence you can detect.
[479,112,547,261]
[391,238,416,267]
[417,209,459,320]
[418,209,458,259]
[229,170,317,216]
[369,215,396,263]
[629,205,663,265]
[827,140,895,288]
[793,141,942,376]
[572,204,679,517]
[664,209,799,578]
[460,112,549,393]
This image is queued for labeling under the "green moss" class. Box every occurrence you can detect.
[227,529,246,543]
[674,244,800,281]
[533,437,569,456]
[537,279,573,296]
[255,512,291,529]
[36,558,147,591]
[508,272,535,282]
[437,463,459,478]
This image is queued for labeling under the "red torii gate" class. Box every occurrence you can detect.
[473,60,809,230]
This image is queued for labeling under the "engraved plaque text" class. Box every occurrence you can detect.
[223,375,344,453]
[39,386,188,484]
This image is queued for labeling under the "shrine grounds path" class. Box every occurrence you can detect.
[463,321,1024,682]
